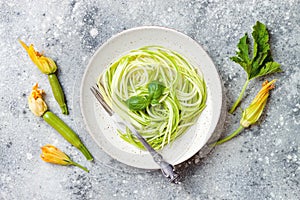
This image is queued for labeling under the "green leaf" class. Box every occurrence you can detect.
[126,96,150,111]
[230,33,252,74]
[151,99,159,105]
[126,81,165,111]
[148,81,165,100]
[231,21,282,80]
[252,61,282,79]
[252,21,270,61]
[250,21,273,79]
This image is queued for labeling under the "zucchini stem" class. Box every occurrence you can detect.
[70,161,89,172]
[48,73,69,115]
[214,125,244,146]
[229,79,250,114]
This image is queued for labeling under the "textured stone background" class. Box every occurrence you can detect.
[0,0,299,199]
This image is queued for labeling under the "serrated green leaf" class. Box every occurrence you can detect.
[250,21,273,78]
[230,33,251,74]
[231,21,281,80]
[252,21,270,60]
[250,61,282,79]
[237,33,251,63]
[249,51,269,79]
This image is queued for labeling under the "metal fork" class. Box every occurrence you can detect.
[90,86,180,184]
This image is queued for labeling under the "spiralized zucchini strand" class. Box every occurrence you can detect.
[98,46,207,150]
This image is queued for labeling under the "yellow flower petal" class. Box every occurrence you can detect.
[19,40,57,74]
[240,80,276,128]
[40,145,71,166]
[28,83,47,116]
[40,144,89,172]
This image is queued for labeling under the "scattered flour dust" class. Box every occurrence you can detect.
[26,153,33,160]
[89,28,98,38]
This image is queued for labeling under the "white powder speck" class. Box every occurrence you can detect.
[293,155,297,162]
[265,156,269,164]
[274,138,282,146]
[279,116,284,121]
[137,175,144,180]
[26,153,32,160]
[56,16,64,25]
[167,7,172,12]
[89,28,98,38]
[1,175,5,182]
[287,155,292,160]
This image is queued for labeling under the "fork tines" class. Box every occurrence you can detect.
[90,86,113,116]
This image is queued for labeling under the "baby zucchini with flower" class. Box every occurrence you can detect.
[28,83,93,161]
[41,144,89,172]
[215,79,277,145]
[19,40,68,115]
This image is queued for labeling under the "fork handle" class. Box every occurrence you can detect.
[91,86,179,183]
[126,124,180,184]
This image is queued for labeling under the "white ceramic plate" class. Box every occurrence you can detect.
[80,26,223,169]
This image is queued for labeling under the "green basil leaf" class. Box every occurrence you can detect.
[150,99,159,105]
[126,96,149,111]
[148,81,165,100]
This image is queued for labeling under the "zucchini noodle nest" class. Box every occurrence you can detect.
[97,46,207,150]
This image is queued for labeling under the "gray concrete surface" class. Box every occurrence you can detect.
[0,0,299,199]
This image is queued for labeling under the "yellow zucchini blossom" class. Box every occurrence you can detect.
[240,79,276,128]
[41,144,71,165]
[215,79,277,145]
[41,144,89,172]
[28,83,47,117]
[19,40,57,74]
